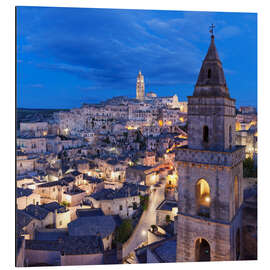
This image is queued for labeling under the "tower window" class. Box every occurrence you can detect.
[234,176,239,214]
[208,69,211,78]
[203,126,209,143]
[229,126,232,148]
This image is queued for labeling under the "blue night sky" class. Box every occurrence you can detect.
[16,7,257,109]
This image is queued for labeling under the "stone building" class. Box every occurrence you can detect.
[175,33,245,262]
[17,136,47,154]
[126,165,159,186]
[20,121,49,137]
[156,200,178,227]
[16,188,41,210]
[16,152,37,175]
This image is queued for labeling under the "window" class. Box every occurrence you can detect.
[59,221,62,226]
[196,179,211,217]
[203,126,209,143]
[229,126,232,148]
[234,176,239,214]
[208,69,211,79]
[119,205,123,211]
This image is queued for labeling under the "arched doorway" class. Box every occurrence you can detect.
[196,179,211,217]
[234,176,239,214]
[195,238,211,261]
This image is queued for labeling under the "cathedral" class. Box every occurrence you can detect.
[175,32,245,261]
[136,70,145,101]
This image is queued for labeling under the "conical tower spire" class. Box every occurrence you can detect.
[193,30,230,98]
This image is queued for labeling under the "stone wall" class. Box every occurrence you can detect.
[187,96,236,152]
[175,146,245,167]
[176,214,231,262]
[177,161,243,223]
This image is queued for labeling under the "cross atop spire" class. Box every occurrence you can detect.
[209,24,215,37]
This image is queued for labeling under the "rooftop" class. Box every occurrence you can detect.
[152,237,176,263]
[128,165,152,171]
[41,202,67,213]
[16,188,33,198]
[84,175,104,184]
[24,204,50,220]
[76,208,105,218]
[25,235,104,255]
[68,215,116,238]
[35,228,68,241]
[90,183,145,201]
[16,210,34,235]
[157,200,178,211]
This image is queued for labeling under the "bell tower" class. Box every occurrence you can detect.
[136,70,145,101]
[188,32,235,152]
[175,28,245,262]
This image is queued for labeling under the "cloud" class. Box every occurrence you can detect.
[17,7,250,97]
[28,84,44,88]
[216,25,241,39]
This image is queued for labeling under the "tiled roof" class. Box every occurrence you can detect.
[24,204,50,220]
[90,183,142,201]
[68,216,116,239]
[156,200,178,211]
[38,181,59,188]
[35,228,68,241]
[16,188,33,198]
[84,175,104,184]
[41,202,67,213]
[16,210,33,234]
[152,238,176,263]
[76,208,104,218]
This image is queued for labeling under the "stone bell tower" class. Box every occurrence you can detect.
[175,28,245,262]
[136,70,145,101]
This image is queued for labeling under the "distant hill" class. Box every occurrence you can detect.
[16,108,69,130]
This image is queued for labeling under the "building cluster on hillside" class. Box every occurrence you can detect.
[16,71,189,266]
[16,63,257,265]
[235,106,257,161]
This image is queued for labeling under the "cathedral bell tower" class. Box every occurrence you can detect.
[136,70,145,101]
[175,28,245,262]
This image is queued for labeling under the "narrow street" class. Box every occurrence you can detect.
[122,184,165,259]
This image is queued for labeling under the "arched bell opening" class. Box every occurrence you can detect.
[196,179,211,218]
